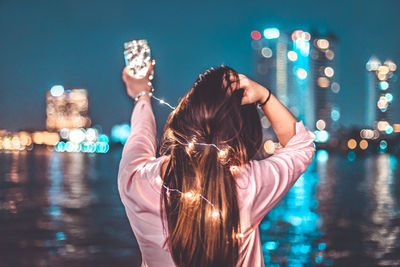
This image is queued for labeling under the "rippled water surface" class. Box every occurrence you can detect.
[1,149,399,266]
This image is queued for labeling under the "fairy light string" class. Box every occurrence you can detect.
[134,84,244,238]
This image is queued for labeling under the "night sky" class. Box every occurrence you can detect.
[1,0,399,133]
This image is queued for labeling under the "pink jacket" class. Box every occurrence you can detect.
[118,100,316,267]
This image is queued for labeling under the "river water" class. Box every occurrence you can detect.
[0,149,399,266]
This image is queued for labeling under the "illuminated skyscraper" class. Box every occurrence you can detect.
[252,28,288,105]
[310,33,340,133]
[252,29,314,129]
[46,86,91,131]
[252,29,341,144]
[365,57,397,134]
[287,30,313,129]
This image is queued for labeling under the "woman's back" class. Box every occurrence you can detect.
[117,98,316,266]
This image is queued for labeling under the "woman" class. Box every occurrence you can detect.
[118,63,316,267]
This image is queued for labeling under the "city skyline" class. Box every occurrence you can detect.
[1,0,400,132]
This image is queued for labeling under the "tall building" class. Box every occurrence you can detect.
[365,57,397,134]
[252,29,312,128]
[310,33,340,132]
[252,29,340,137]
[46,86,91,131]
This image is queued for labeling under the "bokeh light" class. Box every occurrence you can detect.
[359,140,368,150]
[263,28,280,39]
[261,47,273,58]
[296,68,308,80]
[50,85,64,97]
[251,30,262,40]
[316,39,329,49]
[287,51,298,61]
[347,139,357,150]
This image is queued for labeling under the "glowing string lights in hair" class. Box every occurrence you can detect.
[135,91,228,156]
[136,88,244,237]
[153,176,221,219]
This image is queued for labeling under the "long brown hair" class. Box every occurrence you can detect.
[159,65,262,267]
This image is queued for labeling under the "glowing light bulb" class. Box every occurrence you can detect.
[184,191,193,198]
[188,142,194,149]
[230,165,239,174]
[218,150,226,157]
[159,99,165,104]
[211,210,219,218]
[155,177,163,185]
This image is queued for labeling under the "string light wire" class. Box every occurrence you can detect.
[136,89,244,238]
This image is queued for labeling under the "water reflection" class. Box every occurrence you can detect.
[0,149,141,267]
[363,154,400,266]
[260,153,322,265]
[260,151,400,266]
[1,150,400,266]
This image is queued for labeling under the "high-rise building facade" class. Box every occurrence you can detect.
[252,29,340,139]
[310,33,340,133]
[365,57,397,134]
[252,29,312,128]
[46,86,91,131]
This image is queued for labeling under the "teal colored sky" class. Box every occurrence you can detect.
[1,0,399,132]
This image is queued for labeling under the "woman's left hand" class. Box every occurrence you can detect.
[122,60,155,99]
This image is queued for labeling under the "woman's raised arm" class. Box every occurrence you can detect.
[237,74,298,147]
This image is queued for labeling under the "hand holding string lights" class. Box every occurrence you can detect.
[122,59,155,101]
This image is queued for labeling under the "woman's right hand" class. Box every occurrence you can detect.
[236,74,270,105]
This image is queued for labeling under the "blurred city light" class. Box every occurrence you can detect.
[377,120,390,132]
[385,93,393,102]
[291,30,311,41]
[263,28,280,39]
[331,109,340,121]
[325,49,335,60]
[46,88,90,131]
[296,68,308,79]
[331,82,340,93]
[347,151,356,161]
[324,67,334,77]
[379,140,388,150]
[379,81,389,90]
[293,33,310,57]
[251,30,262,40]
[385,125,394,134]
[50,85,64,97]
[316,39,329,49]
[111,123,131,144]
[287,51,298,61]
[366,56,381,71]
[347,139,357,150]
[316,150,329,162]
[263,140,276,155]
[69,128,86,143]
[261,47,273,58]
[316,119,326,130]
[359,140,368,150]
[314,130,329,143]
[384,59,397,72]
[360,129,379,139]
[317,77,330,88]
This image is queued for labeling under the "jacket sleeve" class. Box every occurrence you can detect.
[249,121,316,225]
[117,100,157,201]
